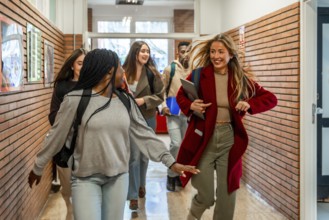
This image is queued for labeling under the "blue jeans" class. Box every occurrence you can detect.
[71,173,128,220]
[127,117,156,200]
[166,114,187,177]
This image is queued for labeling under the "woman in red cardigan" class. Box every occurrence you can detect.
[176,34,277,220]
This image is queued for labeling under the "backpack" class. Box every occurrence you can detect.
[166,62,176,96]
[191,67,202,94]
[146,68,155,94]
[53,88,131,168]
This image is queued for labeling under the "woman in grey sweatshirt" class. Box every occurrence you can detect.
[28,49,199,220]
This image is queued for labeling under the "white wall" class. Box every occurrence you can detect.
[219,0,299,32]
[56,0,87,34]
[199,0,222,35]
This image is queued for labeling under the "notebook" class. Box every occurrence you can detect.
[180,78,205,120]
[166,97,180,116]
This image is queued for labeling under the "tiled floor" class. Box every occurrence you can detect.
[318,202,329,220]
[38,134,287,220]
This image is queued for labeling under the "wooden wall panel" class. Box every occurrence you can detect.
[225,3,300,219]
[0,0,65,219]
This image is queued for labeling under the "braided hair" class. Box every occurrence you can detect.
[72,48,120,125]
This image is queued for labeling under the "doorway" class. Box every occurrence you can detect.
[317,6,329,220]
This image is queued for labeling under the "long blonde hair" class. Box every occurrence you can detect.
[190,34,255,102]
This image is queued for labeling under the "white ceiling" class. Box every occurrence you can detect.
[88,0,194,7]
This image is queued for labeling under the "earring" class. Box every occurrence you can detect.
[71,67,74,70]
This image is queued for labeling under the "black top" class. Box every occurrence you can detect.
[48,80,77,125]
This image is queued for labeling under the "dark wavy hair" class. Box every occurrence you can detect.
[53,48,87,87]
[122,40,160,84]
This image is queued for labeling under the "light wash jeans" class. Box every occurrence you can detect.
[166,114,187,177]
[71,173,128,220]
[127,117,156,200]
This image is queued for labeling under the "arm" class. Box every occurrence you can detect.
[130,98,175,167]
[33,95,77,176]
[161,65,171,115]
[247,82,278,115]
[129,98,199,175]
[48,88,62,126]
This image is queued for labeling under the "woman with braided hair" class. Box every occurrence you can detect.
[28,48,199,220]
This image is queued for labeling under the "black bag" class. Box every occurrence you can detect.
[53,145,72,168]
[53,89,91,168]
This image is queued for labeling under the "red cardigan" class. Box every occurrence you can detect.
[176,64,277,193]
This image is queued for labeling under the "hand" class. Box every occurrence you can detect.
[235,101,250,112]
[162,107,171,116]
[190,99,212,114]
[135,98,145,106]
[170,163,200,177]
[28,170,41,188]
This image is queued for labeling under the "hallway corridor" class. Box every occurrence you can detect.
[38,135,287,220]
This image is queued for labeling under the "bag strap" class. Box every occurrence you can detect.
[191,67,202,93]
[68,89,92,155]
[114,88,131,113]
[166,62,176,96]
[146,68,155,94]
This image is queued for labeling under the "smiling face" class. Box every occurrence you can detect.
[209,41,232,73]
[137,44,150,65]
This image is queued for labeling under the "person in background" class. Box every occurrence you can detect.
[28,48,199,220]
[176,34,278,220]
[161,41,191,191]
[123,41,165,210]
[48,48,87,220]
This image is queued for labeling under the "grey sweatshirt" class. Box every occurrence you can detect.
[33,90,175,177]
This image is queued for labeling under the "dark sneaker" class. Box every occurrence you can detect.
[175,176,182,187]
[166,176,176,191]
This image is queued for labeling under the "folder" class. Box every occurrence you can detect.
[180,78,205,120]
[166,97,180,116]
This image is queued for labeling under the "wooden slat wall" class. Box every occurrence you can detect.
[0,0,65,219]
[225,3,300,219]
[64,34,83,59]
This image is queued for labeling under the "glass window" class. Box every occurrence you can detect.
[137,39,168,73]
[97,38,130,65]
[96,20,169,71]
[135,21,168,33]
[97,21,130,33]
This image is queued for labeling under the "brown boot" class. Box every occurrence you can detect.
[129,199,138,210]
[138,186,146,198]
